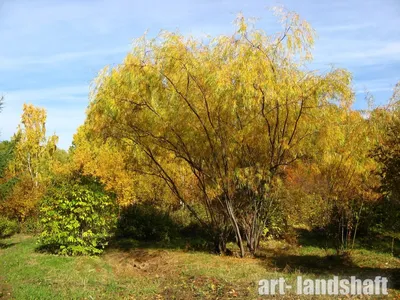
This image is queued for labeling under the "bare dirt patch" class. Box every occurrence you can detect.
[0,276,12,299]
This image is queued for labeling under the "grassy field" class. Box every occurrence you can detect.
[0,234,399,299]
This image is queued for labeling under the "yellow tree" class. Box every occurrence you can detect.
[10,104,58,187]
[78,8,353,256]
[371,82,400,250]
[285,104,381,250]
[1,104,58,220]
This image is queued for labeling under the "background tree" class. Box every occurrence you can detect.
[0,140,17,202]
[288,106,380,250]
[1,104,58,221]
[371,82,400,253]
[376,82,400,203]
[9,104,58,187]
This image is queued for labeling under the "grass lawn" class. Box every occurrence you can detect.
[0,234,399,299]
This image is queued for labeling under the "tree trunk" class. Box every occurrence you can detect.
[214,232,227,254]
[226,200,245,257]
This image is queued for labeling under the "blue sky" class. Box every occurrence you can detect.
[0,0,399,149]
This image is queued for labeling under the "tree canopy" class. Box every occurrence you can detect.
[74,10,356,256]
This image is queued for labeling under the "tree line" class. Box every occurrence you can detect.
[0,9,399,257]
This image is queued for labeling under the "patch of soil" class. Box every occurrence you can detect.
[105,248,170,275]
[0,277,12,299]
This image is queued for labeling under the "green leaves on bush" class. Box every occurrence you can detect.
[39,183,117,255]
[0,216,18,239]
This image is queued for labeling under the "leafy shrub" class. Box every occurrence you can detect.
[116,201,179,242]
[39,183,117,255]
[0,216,18,239]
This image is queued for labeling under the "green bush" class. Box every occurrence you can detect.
[39,183,117,255]
[0,216,18,239]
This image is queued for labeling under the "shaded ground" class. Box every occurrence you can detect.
[296,228,400,257]
[0,242,15,250]
[0,234,399,299]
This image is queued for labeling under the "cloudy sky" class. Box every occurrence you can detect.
[0,0,399,149]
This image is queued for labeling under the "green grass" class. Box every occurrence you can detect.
[0,234,399,299]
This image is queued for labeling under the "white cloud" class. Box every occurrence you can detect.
[2,85,89,103]
[354,78,398,94]
[337,42,400,62]
[313,41,400,68]
[0,47,129,70]
[317,23,375,33]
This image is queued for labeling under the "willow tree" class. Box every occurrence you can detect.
[79,8,352,256]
